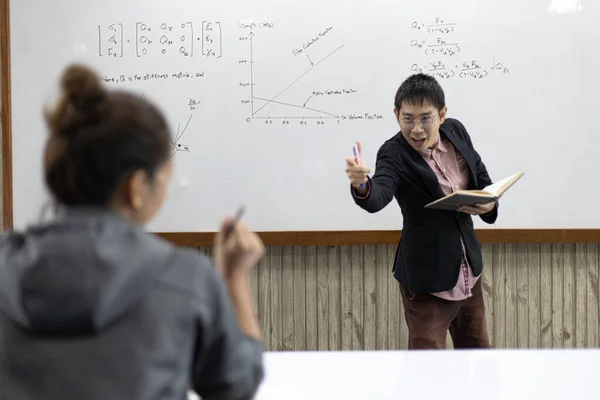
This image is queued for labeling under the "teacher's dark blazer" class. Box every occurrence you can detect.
[352,118,498,293]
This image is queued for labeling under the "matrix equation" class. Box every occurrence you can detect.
[411,60,510,79]
[98,21,222,58]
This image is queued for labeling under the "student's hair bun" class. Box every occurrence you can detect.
[60,64,105,111]
[46,64,107,140]
[43,62,172,208]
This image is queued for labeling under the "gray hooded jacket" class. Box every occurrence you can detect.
[0,208,264,400]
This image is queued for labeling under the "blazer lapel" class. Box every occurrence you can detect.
[399,134,446,200]
[441,127,478,189]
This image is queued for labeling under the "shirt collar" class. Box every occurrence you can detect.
[418,133,446,158]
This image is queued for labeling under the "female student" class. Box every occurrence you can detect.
[0,64,265,399]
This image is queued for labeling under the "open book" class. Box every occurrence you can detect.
[424,172,524,211]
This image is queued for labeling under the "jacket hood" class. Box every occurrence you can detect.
[0,208,175,335]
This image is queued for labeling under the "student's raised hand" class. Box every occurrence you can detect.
[213,217,265,279]
[345,141,371,189]
[458,202,495,215]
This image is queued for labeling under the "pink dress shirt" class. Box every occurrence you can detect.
[418,136,478,301]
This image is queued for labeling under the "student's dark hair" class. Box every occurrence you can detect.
[43,64,172,207]
[394,73,445,111]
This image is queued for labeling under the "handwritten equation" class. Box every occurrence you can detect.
[411,18,457,34]
[410,17,460,56]
[410,38,460,56]
[411,60,510,79]
[98,21,222,58]
[409,17,513,79]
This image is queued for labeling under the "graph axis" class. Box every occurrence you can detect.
[246,32,345,121]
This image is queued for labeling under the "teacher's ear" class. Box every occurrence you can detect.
[438,106,448,123]
[393,107,400,121]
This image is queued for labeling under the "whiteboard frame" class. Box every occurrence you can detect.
[1,0,599,245]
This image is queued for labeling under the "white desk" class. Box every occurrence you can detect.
[254,349,600,399]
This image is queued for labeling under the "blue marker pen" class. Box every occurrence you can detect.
[353,143,365,188]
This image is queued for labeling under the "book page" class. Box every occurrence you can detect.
[482,172,523,196]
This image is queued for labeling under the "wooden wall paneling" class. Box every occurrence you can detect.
[201,243,600,351]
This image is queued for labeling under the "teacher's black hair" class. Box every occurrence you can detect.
[394,73,446,111]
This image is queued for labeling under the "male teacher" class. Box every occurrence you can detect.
[345,73,497,349]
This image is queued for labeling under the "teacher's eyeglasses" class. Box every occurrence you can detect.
[399,114,439,130]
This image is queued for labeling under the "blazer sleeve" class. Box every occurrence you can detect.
[351,141,402,213]
[191,257,264,400]
[457,120,498,224]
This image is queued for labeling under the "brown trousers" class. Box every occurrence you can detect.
[399,278,490,349]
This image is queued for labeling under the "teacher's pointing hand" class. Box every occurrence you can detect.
[345,141,371,193]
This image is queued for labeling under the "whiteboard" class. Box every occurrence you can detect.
[9,0,598,232]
